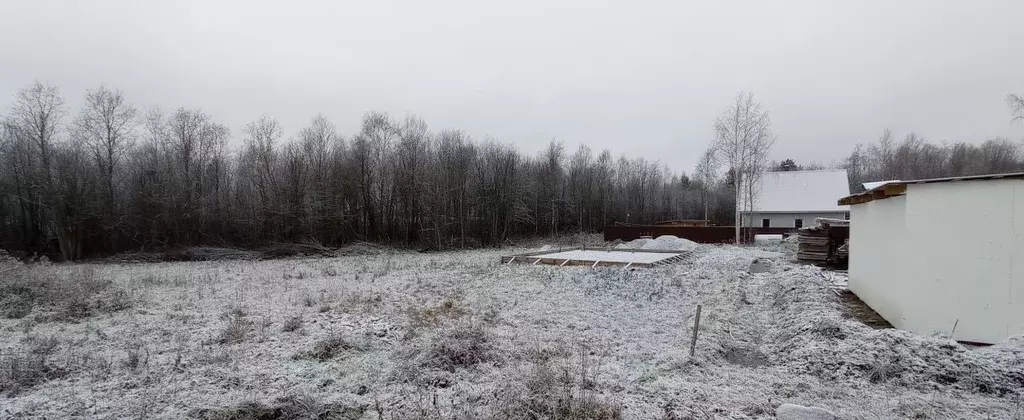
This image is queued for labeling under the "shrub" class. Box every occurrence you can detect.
[0,266,132,321]
[276,394,364,419]
[25,334,59,356]
[332,291,383,314]
[321,266,339,277]
[0,349,69,397]
[421,321,492,372]
[192,401,277,420]
[0,283,34,319]
[494,349,623,420]
[282,315,303,332]
[868,357,900,384]
[294,335,362,361]
[192,396,364,420]
[407,298,465,328]
[0,352,49,396]
[284,269,312,280]
[302,293,317,307]
[217,316,252,345]
[123,344,149,370]
[223,306,248,319]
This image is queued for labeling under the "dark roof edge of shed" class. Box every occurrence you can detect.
[837,171,1024,206]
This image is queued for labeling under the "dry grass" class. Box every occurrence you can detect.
[0,265,132,321]
[407,298,466,328]
[5,246,1024,418]
[494,348,623,420]
[122,343,149,370]
[382,345,622,420]
[1,335,68,397]
[420,320,493,372]
[194,395,365,420]
[281,315,303,332]
[217,314,253,345]
[336,291,383,314]
[294,335,366,361]
[0,351,61,397]
[0,282,34,319]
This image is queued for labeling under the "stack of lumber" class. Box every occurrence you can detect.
[836,239,849,261]
[797,226,830,262]
[814,217,849,227]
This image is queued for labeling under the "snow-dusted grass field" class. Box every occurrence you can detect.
[3,244,1024,419]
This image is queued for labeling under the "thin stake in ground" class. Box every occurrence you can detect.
[690,304,703,357]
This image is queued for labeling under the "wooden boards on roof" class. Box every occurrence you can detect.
[837,183,907,206]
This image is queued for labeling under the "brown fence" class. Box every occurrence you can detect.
[603,225,797,244]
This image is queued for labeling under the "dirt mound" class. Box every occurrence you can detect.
[761,268,1024,396]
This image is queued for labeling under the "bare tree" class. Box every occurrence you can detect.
[243,115,283,236]
[693,147,718,221]
[352,111,397,240]
[539,140,565,235]
[842,144,867,191]
[279,141,308,239]
[712,92,775,243]
[594,149,614,226]
[299,114,340,243]
[1008,94,1024,122]
[567,144,593,232]
[0,81,749,257]
[977,138,1019,174]
[395,115,428,242]
[10,82,77,258]
[869,128,897,180]
[74,85,136,248]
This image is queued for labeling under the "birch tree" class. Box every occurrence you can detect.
[712,92,775,244]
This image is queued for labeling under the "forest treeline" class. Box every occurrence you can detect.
[843,128,1024,192]
[0,82,735,259]
[2,82,1023,260]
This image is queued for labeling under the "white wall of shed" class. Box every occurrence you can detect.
[849,179,1022,344]
[849,196,907,331]
[740,212,848,228]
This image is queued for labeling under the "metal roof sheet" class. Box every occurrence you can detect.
[740,169,851,213]
[839,172,1024,205]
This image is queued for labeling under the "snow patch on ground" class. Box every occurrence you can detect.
[1,244,1022,419]
[532,249,680,264]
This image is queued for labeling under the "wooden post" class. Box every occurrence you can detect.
[690,304,702,357]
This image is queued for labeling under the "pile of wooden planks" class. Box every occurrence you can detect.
[797,218,850,266]
[837,239,849,261]
[797,227,830,262]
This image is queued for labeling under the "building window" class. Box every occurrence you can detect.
[761,218,770,228]
[794,219,803,228]
[845,212,850,220]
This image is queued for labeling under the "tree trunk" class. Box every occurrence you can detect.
[734,172,741,245]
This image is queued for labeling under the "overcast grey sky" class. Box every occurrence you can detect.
[2,0,1023,172]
